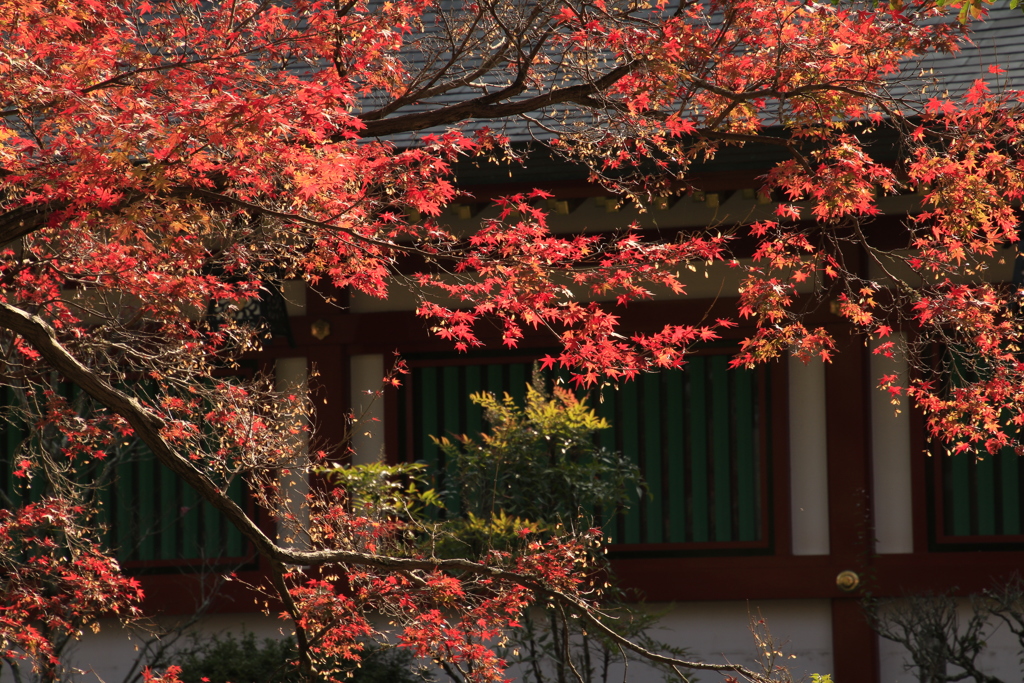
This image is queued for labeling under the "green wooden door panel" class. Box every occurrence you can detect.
[619,379,642,544]
[1000,450,1020,535]
[665,372,686,543]
[687,357,710,543]
[734,368,758,542]
[643,374,663,544]
[0,384,250,565]
[943,446,1024,538]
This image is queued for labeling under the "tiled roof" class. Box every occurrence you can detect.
[937,6,1024,86]
[358,7,1024,169]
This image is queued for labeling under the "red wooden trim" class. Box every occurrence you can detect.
[824,329,874,564]
[137,569,268,615]
[307,343,348,462]
[402,361,416,465]
[401,345,746,362]
[401,352,551,369]
[611,551,1024,601]
[933,532,1024,545]
[612,554,838,601]
[609,539,770,553]
[824,325,879,683]
[305,282,348,318]
[124,556,254,571]
[453,169,770,202]
[871,552,1024,594]
[275,296,855,354]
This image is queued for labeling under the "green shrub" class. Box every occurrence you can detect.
[433,379,641,558]
[173,631,430,683]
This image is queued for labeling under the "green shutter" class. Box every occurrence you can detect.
[116,455,135,558]
[687,357,710,542]
[642,373,663,543]
[596,374,619,538]
[418,366,440,473]
[943,446,1024,538]
[619,379,642,544]
[1000,450,1020,535]
[159,453,180,559]
[939,347,1024,540]
[665,371,686,542]
[734,368,758,541]
[0,386,250,565]
[710,355,733,542]
[137,448,157,561]
[225,476,246,557]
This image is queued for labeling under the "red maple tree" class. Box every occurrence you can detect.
[1,0,1023,681]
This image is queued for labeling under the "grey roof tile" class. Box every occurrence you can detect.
[357,6,1024,147]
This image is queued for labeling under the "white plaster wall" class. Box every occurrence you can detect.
[593,600,834,683]
[279,279,308,317]
[349,354,386,465]
[877,598,1024,683]
[349,257,755,313]
[61,613,285,683]
[65,602,834,683]
[865,246,1016,291]
[275,356,310,548]
[72,584,1024,683]
[870,338,914,555]
[788,358,831,556]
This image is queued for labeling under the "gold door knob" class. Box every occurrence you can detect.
[836,570,860,592]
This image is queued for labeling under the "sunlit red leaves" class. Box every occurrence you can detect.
[907,93,1024,271]
[769,138,896,222]
[3,0,1024,680]
[270,526,601,683]
[893,277,1024,455]
[1,500,143,668]
[0,0,1007,403]
[911,369,1024,457]
[378,536,595,682]
[141,665,185,683]
[414,194,732,383]
[582,0,961,141]
[287,579,373,665]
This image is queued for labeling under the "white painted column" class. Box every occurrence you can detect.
[279,279,307,316]
[275,356,310,548]
[870,336,914,554]
[788,358,830,555]
[349,354,386,465]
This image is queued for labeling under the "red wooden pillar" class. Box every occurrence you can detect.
[307,342,348,459]
[831,599,879,683]
[825,330,879,683]
[306,285,350,461]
